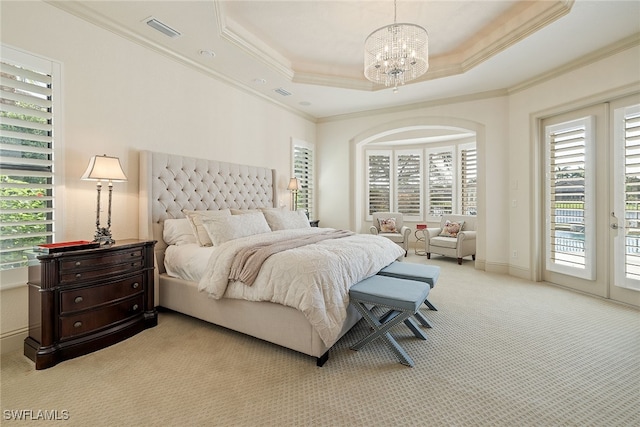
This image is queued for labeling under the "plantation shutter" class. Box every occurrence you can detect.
[460,146,477,215]
[545,117,594,279]
[0,58,55,270]
[428,149,453,216]
[617,106,640,286]
[293,143,314,219]
[367,152,391,215]
[396,151,421,217]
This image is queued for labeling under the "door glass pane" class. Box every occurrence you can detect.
[615,104,640,290]
[545,117,595,280]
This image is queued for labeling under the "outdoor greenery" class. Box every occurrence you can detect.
[0,175,49,269]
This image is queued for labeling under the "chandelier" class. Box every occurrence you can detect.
[364,0,429,91]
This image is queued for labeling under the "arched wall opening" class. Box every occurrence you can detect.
[349,116,486,266]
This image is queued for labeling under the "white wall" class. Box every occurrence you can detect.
[0,1,315,351]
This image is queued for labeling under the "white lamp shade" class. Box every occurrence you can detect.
[81,155,128,182]
[287,177,299,191]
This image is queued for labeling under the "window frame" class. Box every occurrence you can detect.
[364,140,476,222]
[290,138,315,219]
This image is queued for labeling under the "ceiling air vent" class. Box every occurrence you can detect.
[274,88,292,97]
[145,17,181,38]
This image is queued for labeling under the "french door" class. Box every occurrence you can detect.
[542,95,640,308]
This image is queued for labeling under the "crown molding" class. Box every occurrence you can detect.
[509,33,640,96]
[318,89,509,124]
[214,0,294,81]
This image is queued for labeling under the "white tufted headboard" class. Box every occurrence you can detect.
[138,150,277,273]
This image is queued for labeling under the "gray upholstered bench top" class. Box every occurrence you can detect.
[349,275,430,312]
[378,261,440,288]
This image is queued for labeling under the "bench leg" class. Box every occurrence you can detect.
[378,308,432,331]
[403,317,428,339]
[350,301,417,367]
[424,297,438,311]
[412,311,433,329]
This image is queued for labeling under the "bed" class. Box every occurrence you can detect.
[138,150,404,366]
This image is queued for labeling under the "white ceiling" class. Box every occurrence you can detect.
[48,0,640,120]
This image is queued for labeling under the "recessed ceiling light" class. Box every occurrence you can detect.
[198,49,216,58]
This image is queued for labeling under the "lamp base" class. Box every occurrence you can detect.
[93,227,115,246]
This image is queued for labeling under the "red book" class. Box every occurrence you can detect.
[35,241,100,253]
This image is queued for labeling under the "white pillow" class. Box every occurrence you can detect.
[261,209,310,231]
[182,209,231,246]
[230,209,261,215]
[163,218,197,246]
[202,212,271,246]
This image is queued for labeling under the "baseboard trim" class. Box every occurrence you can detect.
[508,265,532,281]
[1,328,28,354]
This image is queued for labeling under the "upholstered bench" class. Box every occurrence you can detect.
[377,261,440,311]
[349,275,431,367]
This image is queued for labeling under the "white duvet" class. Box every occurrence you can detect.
[197,228,405,346]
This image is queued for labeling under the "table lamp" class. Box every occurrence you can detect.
[287,177,299,211]
[81,154,128,245]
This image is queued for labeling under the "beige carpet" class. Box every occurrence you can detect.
[2,255,639,426]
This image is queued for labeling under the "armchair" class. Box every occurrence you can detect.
[370,212,411,257]
[426,215,477,265]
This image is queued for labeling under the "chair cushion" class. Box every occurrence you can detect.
[349,275,429,312]
[429,236,458,249]
[377,261,440,288]
[379,232,404,243]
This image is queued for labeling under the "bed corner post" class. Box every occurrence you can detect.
[316,351,329,367]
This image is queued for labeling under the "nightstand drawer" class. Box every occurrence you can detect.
[60,260,143,284]
[60,275,144,314]
[59,248,142,272]
[59,294,144,340]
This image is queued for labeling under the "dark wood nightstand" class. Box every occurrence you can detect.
[309,220,320,227]
[24,239,157,369]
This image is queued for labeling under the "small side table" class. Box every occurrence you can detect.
[414,228,427,256]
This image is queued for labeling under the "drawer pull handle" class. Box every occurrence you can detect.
[74,296,83,304]
[74,321,82,328]
[75,273,81,279]
[75,261,81,267]
[132,282,139,289]
[132,304,139,311]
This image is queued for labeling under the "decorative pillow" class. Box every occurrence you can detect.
[230,209,262,215]
[201,212,271,246]
[182,209,231,246]
[378,217,397,233]
[439,220,465,238]
[261,209,311,231]
[163,218,197,246]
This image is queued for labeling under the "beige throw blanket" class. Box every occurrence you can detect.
[229,229,354,285]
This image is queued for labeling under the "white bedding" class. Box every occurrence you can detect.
[196,228,405,346]
[164,243,215,282]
